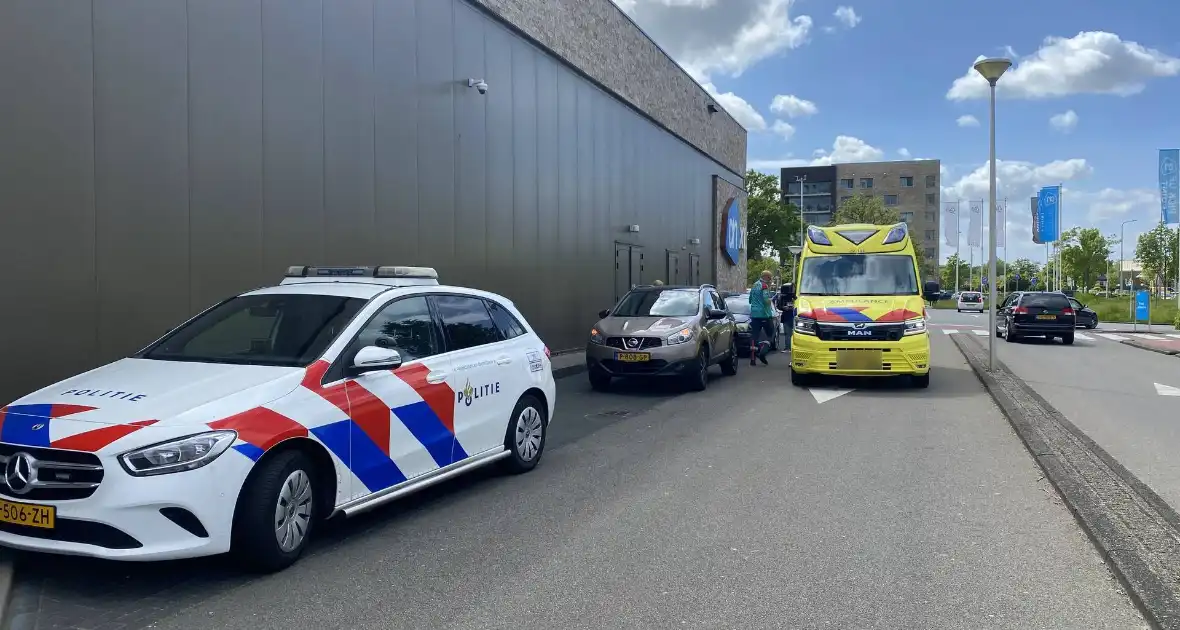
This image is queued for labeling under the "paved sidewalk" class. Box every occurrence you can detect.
[1120,336,1180,356]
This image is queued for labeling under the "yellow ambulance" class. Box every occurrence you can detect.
[781,223,942,388]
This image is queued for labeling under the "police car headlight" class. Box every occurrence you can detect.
[903,317,927,336]
[119,431,237,477]
[794,316,817,336]
[667,328,695,345]
[735,322,750,332]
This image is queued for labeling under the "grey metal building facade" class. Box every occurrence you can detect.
[0,0,747,405]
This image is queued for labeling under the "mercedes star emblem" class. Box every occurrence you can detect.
[5,452,36,495]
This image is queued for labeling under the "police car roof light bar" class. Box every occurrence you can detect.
[284,265,438,279]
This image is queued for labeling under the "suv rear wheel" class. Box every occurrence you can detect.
[720,338,738,376]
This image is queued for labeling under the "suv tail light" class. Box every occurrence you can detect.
[1012,306,1029,314]
[1062,307,1074,315]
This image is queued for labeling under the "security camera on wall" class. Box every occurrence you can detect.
[468,78,488,94]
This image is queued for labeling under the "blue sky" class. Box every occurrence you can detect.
[613,0,1180,265]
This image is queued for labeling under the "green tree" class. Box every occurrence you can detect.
[745,169,800,263]
[1135,223,1180,290]
[829,194,927,278]
[941,253,969,290]
[1060,227,1111,291]
[831,193,899,225]
[746,259,783,286]
[1005,258,1038,291]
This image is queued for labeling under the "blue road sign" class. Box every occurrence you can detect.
[1031,276,1038,286]
[1136,290,1150,321]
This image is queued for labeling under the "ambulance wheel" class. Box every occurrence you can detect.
[790,367,809,387]
[500,394,547,474]
[232,449,317,573]
[912,371,931,389]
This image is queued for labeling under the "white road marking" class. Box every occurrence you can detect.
[971,329,989,336]
[1167,334,1180,339]
[1074,332,1093,340]
[809,387,855,404]
[1155,383,1180,397]
[1139,334,1167,340]
[942,329,960,335]
[1096,333,1128,341]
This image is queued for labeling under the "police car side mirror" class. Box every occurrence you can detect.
[706,308,727,320]
[351,346,403,375]
[599,309,611,319]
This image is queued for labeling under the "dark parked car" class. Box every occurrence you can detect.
[995,291,1076,344]
[1068,296,1098,329]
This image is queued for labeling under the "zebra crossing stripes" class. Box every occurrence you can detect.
[940,328,989,336]
[1096,333,1128,341]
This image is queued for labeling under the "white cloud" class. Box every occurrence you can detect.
[940,158,1094,260]
[897,148,912,158]
[771,119,796,140]
[1049,109,1079,133]
[614,0,812,80]
[769,94,818,118]
[946,31,1180,101]
[956,115,980,127]
[833,6,861,29]
[749,135,886,170]
[702,82,765,131]
[1068,187,1160,223]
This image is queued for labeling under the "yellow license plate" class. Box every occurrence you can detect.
[0,498,55,529]
[836,350,882,370]
[1036,314,1057,320]
[616,352,651,362]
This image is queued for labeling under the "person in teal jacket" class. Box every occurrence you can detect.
[748,271,776,365]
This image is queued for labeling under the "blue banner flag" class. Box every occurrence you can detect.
[1161,149,1179,225]
[1030,197,1042,244]
[1036,186,1060,244]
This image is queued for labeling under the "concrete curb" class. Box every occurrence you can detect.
[550,350,586,380]
[951,333,1180,630]
[1120,339,1180,356]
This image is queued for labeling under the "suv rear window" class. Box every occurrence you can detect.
[1021,293,1069,308]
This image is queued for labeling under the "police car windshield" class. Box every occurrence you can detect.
[612,288,700,317]
[140,294,365,367]
[724,296,751,315]
[799,254,918,296]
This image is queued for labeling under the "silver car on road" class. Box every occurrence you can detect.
[585,284,738,392]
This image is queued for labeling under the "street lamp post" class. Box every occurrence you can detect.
[974,57,1011,372]
[787,245,803,287]
[795,175,807,252]
[1121,219,1137,319]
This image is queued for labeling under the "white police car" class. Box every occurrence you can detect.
[0,266,556,571]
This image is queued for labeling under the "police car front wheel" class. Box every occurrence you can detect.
[501,395,547,474]
[232,449,320,573]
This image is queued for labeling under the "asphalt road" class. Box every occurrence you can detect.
[8,335,1144,630]
[934,307,1180,514]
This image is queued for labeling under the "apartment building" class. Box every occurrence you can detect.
[781,160,940,277]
